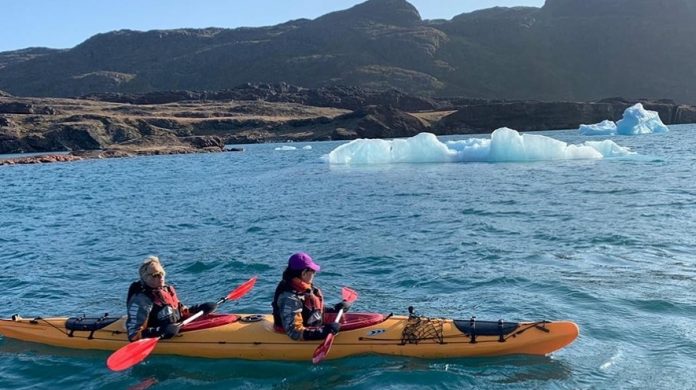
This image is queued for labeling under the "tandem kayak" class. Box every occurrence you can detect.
[0,311,578,361]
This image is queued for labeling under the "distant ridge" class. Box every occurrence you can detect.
[1,0,696,102]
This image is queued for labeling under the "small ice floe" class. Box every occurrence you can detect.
[579,120,618,136]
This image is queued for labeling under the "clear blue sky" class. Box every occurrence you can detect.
[0,0,545,53]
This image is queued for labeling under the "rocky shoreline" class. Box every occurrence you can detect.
[2,84,695,166]
[0,146,242,166]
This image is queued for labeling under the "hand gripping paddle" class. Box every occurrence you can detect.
[311,286,358,364]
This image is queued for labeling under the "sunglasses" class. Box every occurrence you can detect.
[149,272,164,278]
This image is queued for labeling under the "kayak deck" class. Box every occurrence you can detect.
[0,312,578,361]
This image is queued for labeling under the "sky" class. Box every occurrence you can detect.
[1,0,545,53]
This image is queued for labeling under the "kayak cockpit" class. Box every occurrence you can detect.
[324,312,387,331]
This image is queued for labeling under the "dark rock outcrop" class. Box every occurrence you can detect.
[181,135,224,149]
[0,95,234,156]
[0,102,56,115]
[44,124,111,150]
[0,127,23,152]
[676,106,696,124]
[345,105,430,138]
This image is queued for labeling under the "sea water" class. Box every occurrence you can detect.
[0,126,695,389]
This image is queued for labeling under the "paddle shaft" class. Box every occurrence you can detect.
[178,276,258,328]
[180,295,225,325]
[182,310,204,325]
[183,292,241,325]
[333,308,345,323]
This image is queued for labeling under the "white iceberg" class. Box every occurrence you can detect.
[577,103,669,136]
[274,145,297,151]
[579,120,617,136]
[324,128,634,165]
[615,103,669,135]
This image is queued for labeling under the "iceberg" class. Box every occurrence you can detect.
[615,103,669,135]
[579,103,669,136]
[579,120,617,136]
[324,128,634,165]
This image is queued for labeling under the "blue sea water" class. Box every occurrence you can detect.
[1,126,695,389]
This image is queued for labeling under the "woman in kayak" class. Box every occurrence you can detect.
[272,252,350,341]
[126,256,218,341]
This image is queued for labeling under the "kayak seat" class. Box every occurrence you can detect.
[453,320,519,336]
[181,313,239,332]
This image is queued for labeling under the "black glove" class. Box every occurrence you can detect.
[334,301,352,313]
[190,302,218,315]
[302,323,340,340]
[141,327,160,339]
[142,323,180,339]
[323,322,340,336]
[161,323,181,339]
[302,328,324,341]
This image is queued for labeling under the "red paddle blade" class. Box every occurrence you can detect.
[107,337,159,372]
[312,333,335,364]
[342,287,358,303]
[225,276,257,301]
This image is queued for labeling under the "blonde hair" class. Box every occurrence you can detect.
[139,255,165,279]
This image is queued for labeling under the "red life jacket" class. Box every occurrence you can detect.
[272,278,324,331]
[128,281,183,327]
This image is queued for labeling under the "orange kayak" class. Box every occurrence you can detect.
[0,312,578,361]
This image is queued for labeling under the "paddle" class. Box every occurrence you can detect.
[311,286,358,364]
[106,276,257,372]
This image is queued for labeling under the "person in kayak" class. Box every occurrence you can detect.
[126,256,218,341]
[272,252,351,341]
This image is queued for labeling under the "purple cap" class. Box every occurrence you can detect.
[288,252,320,272]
